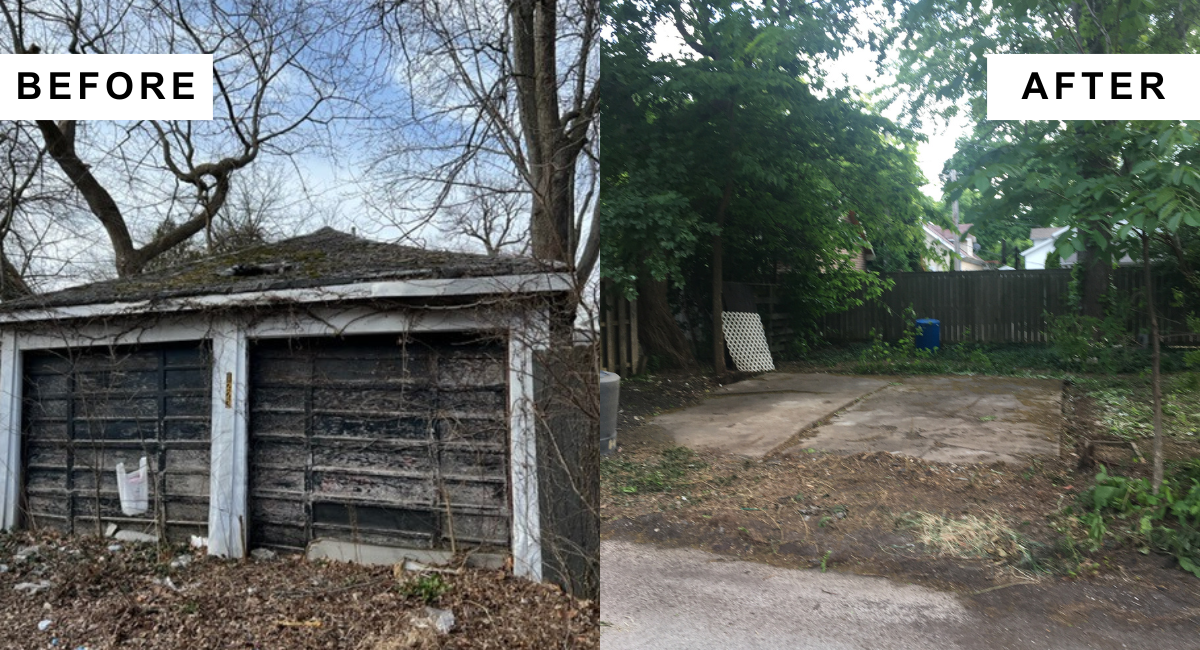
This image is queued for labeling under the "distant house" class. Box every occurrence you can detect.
[842,211,876,271]
[923,223,987,271]
[1021,226,1135,269]
[1020,226,1071,269]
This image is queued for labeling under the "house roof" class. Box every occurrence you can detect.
[1020,235,1059,259]
[1021,226,1073,261]
[1029,227,1067,241]
[924,222,973,247]
[0,227,560,312]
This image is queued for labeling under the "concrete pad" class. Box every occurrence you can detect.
[784,376,1061,465]
[651,373,889,457]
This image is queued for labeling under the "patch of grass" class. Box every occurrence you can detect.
[802,339,1067,377]
[798,337,1193,379]
[1021,459,1045,482]
[600,447,705,495]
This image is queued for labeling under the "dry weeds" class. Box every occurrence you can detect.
[0,531,598,650]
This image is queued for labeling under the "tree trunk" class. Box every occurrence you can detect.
[1143,234,1164,493]
[711,229,724,374]
[0,249,30,300]
[511,0,581,269]
[1079,242,1110,320]
[636,276,696,370]
[1074,89,1110,319]
[711,178,734,374]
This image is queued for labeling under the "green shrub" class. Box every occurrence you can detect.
[1077,464,1200,577]
[1045,311,1146,373]
[397,573,451,604]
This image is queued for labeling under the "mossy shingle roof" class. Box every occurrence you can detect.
[1,227,553,311]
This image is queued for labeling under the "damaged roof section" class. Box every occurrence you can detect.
[1,227,561,311]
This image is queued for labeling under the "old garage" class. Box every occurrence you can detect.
[0,228,588,590]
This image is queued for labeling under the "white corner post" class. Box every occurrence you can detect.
[0,331,21,530]
[508,313,547,581]
[208,320,249,557]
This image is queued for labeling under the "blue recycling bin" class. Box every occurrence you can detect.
[915,318,940,351]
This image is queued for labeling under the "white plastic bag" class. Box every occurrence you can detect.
[115,457,149,516]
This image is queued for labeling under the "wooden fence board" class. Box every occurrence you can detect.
[599,282,644,375]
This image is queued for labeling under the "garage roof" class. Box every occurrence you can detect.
[0,227,566,313]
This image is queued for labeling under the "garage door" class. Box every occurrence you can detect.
[248,333,510,553]
[22,343,212,541]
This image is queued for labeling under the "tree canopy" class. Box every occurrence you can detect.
[894,0,1200,283]
[602,0,935,366]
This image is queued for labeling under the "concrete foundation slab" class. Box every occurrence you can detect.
[783,376,1061,465]
[306,539,505,569]
[651,373,889,457]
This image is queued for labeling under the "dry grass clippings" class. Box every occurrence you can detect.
[901,511,1026,561]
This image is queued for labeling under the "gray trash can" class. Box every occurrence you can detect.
[599,371,620,455]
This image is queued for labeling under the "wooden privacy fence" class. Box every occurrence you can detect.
[820,268,1200,344]
[599,283,640,375]
[729,282,794,354]
[598,281,796,374]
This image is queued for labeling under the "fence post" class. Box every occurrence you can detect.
[629,297,639,375]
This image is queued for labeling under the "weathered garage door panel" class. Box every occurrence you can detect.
[21,344,212,541]
[249,334,510,552]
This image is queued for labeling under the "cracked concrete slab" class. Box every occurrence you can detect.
[650,373,889,457]
[781,376,1062,465]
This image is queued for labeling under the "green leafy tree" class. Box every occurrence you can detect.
[602,0,933,371]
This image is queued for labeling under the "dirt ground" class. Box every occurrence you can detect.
[0,532,598,650]
[602,371,1200,630]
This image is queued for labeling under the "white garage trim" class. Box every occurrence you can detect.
[15,318,216,351]
[508,330,542,581]
[244,306,491,339]
[0,273,573,324]
[0,331,21,530]
[208,320,249,558]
